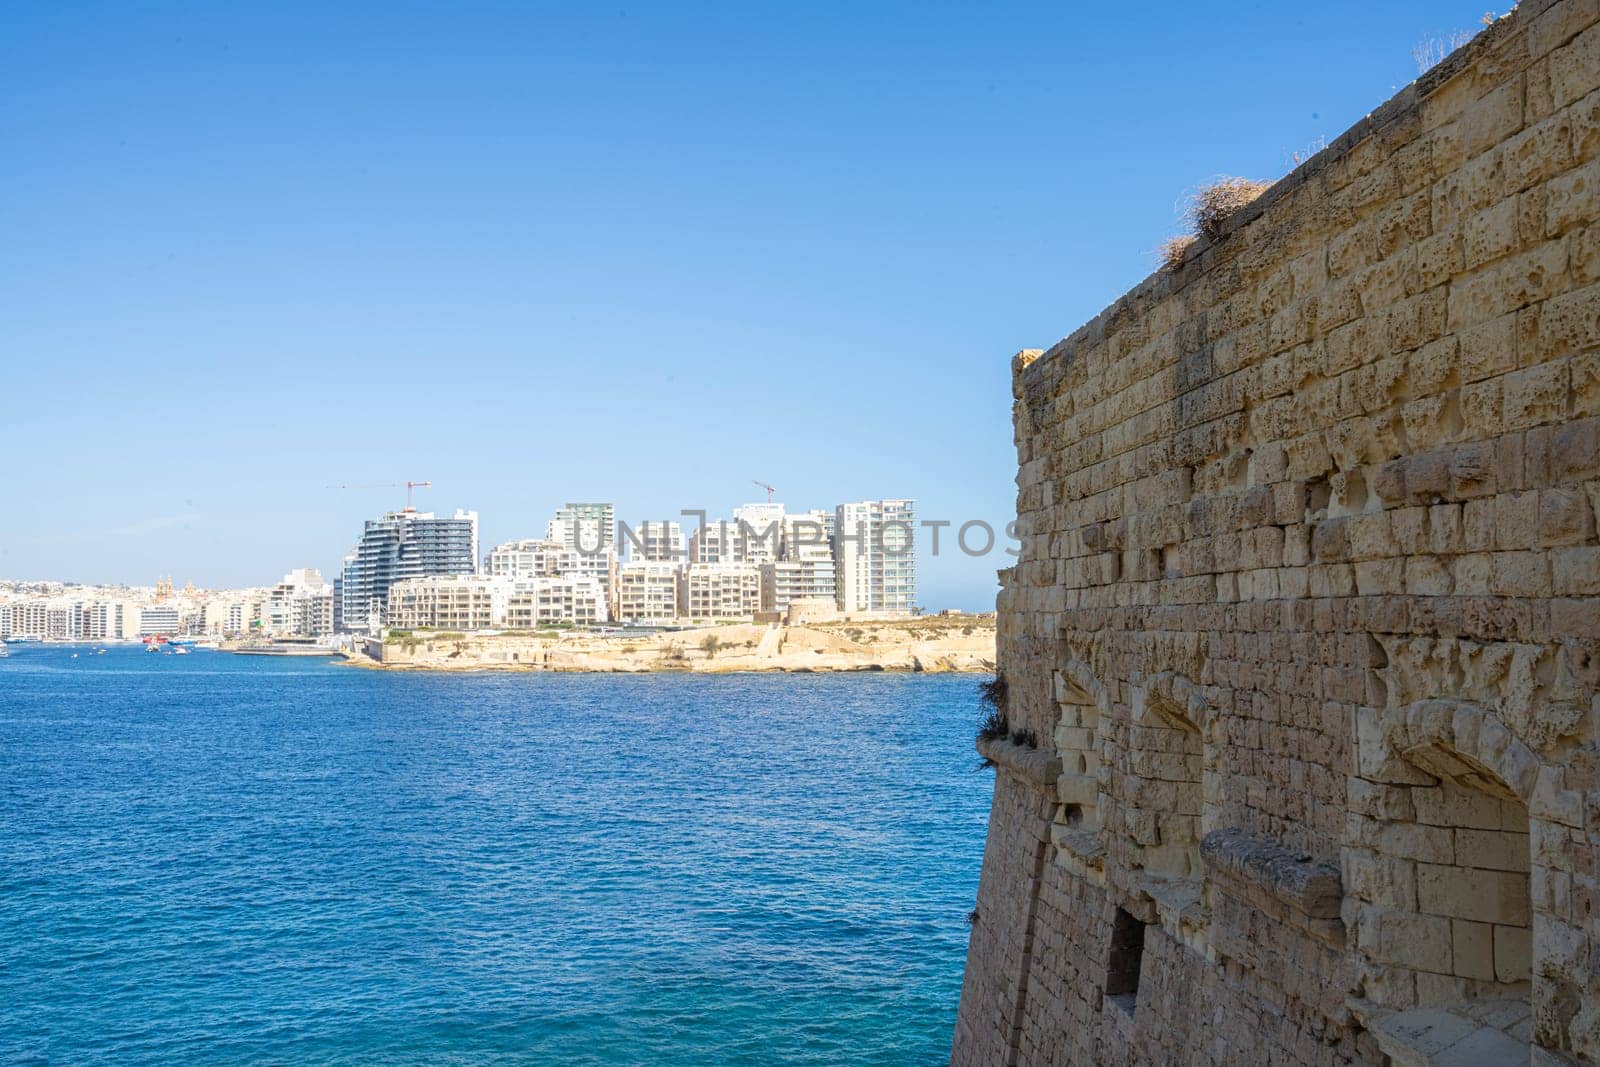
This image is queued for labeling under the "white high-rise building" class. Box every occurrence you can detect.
[834,499,917,614]
[547,503,615,555]
[731,502,785,563]
[688,520,735,564]
[264,569,334,637]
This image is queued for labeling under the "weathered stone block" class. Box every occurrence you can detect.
[1417,863,1533,924]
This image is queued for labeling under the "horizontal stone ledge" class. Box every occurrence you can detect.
[1200,827,1342,920]
[976,736,1062,790]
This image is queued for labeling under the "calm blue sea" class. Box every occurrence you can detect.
[0,646,989,1066]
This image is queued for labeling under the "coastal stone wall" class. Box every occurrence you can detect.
[954,2,1600,1062]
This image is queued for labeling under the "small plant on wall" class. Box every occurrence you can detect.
[977,672,1010,748]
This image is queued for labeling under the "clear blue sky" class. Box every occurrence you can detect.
[1,1,1487,609]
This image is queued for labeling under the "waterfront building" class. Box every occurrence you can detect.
[339,508,479,632]
[616,561,680,623]
[9,600,49,639]
[759,558,838,612]
[138,605,180,637]
[225,601,257,636]
[834,499,917,614]
[0,603,9,638]
[44,602,76,641]
[263,569,333,637]
[385,575,508,632]
[777,510,838,609]
[731,502,785,564]
[678,562,761,621]
[688,520,735,564]
[782,509,835,557]
[547,502,615,556]
[486,538,566,578]
[623,521,684,563]
[504,575,608,628]
[80,601,125,640]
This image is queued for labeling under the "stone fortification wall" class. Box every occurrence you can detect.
[954,2,1600,1062]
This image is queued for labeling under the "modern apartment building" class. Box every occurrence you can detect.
[731,502,785,563]
[548,502,615,555]
[6,601,47,639]
[385,575,507,632]
[339,508,479,632]
[81,602,125,640]
[688,520,735,564]
[834,499,917,614]
[263,569,334,637]
[505,576,608,628]
[486,538,566,578]
[616,561,680,622]
[138,605,180,637]
[678,562,761,620]
[623,521,685,563]
[760,559,837,612]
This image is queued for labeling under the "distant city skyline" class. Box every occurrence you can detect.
[0,1,1490,610]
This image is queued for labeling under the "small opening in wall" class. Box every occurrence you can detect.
[1105,907,1148,1015]
[1061,803,1084,827]
[1305,475,1331,519]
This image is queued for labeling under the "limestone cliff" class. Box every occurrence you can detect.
[357,616,996,674]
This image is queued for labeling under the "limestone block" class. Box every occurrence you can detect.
[1359,905,1455,972]
[1549,418,1600,481]
[1575,351,1600,417]
[1347,847,1421,909]
[1493,551,1554,597]
[1452,919,1498,981]
[1417,862,1533,924]
[1494,923,1535,983]
[1456,827,1534,872]
[1504,361,1572,431]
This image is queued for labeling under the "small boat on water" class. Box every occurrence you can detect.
[145,644,160,653]
[172,647,189,655]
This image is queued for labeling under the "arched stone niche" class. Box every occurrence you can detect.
[1125,671,1214,882]
[1047,654,1112,882]
[1350,697,1598,1061]
[1053,655,1109,830]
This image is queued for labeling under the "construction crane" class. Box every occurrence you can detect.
[752,479,777,504]
[329,480,434,510]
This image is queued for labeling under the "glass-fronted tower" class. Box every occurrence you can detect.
[339,508,478,632]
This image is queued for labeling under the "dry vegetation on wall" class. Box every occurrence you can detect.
[1187,176,1272,239]
[1159,13,1516,273]
[1159,176,1271,270]
[1413,28,1477,73]
[1158,233,1198,272]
